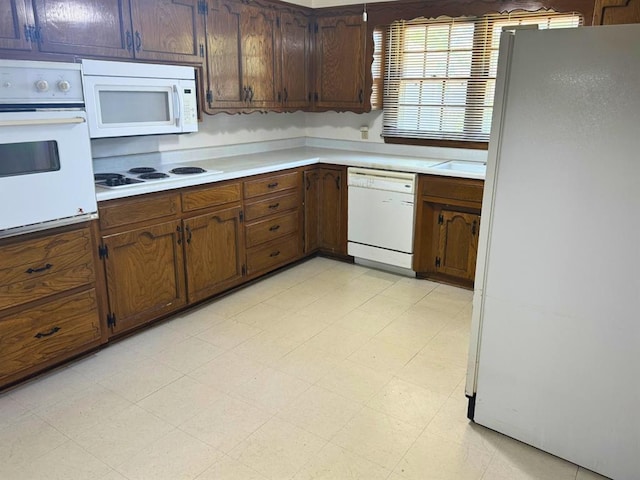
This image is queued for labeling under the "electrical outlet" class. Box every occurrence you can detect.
[360,126,369,140]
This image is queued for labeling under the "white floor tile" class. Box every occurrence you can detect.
[196,455,269,479]
[233,366,311,413]
[315,359,392,404]
[292,442,390,480]
[188,351,265,393]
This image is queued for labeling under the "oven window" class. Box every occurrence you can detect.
[99,91,170,123]
[0,141,60,177]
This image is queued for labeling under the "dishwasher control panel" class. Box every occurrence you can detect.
[347,167,416,194]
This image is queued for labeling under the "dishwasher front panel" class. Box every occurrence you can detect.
[347,185,415,253]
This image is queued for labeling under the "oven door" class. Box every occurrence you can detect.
[0,110,97,237]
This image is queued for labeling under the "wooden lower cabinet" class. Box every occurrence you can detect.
[414,175,483,288]
[0,222,104,388]
[303,165,348,256]
[184,205,245,303]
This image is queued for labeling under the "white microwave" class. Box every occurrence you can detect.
[81,59,198,138]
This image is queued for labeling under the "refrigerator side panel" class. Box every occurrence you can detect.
[474,24,640,480]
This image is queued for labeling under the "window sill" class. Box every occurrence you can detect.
[383,137,489,150]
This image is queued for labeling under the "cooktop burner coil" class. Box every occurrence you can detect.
[128,167,157,174]
[94,173,124,181]
[138,172,170,179]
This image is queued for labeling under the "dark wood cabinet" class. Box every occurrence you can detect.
[280,10,311,109]
[182,182,245,303]
[0,0,35,53]
[304,165,348,257]
[414,175,483,288]
[0,223,104,389]
[593,0,640,24]
[312,14,366,111]
[29,0,204,62]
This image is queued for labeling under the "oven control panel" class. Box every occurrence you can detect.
[0,60,83,104]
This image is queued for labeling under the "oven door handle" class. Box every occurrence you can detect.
[0,117,86,127]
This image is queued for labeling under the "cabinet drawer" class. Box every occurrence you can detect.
[244,171,299,199]
[99,193,181,230]
[244,192,300,221]
[246,234,300,275]
[245,211,299,248]
[421,176,484,204]
[0,290,101,380]
[182,182,241,212]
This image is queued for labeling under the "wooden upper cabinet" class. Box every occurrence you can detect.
[280,10,311,109]
[205,0,244,110]
[594,0,640,24]
[129,0,204,63]
[0,0,35,53]
[32,0,204,62]
[313,14,366,111]
[240,3,279,108]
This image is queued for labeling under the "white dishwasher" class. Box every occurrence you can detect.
[347,167,417,273]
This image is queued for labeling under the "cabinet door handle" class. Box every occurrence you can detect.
[26,263,52,274]
[248,86,254,102]
[305,176,310,190]
[269,224,280,232]
[269,250,281,257]
[283,88,288,102]
[267,182,278,189]
[176,225,182,245]
[472,220,477,235]
[243,86,249,102]
[34,326,60,339]
[186,225,192,244]
[358,88,364,104]
[335,175,340,190]
[268,202,280,209]
[126,31,133,52]
[277,91,282,102]
[135,31,142,52]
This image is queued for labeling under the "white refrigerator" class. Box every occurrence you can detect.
[466,24,640,480]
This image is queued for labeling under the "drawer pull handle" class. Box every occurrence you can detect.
[268,203,280,209]
[269,225,280,232]
[34,326,60,339]
[267,182,279,189]
[26,263,52,274]
[270,250,281,257]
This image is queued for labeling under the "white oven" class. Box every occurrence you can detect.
[81,59,198,138]
[0,60,97,239]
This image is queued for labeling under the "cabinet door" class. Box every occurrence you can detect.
[303,169,320,253]
[33,0,134,58]
[314,15,366,111]
[102,220,186,335]
[0,0,35,53]
[183,206,244,303]
[129,0,204,63]
[280,11,311,109]
[205,0,244,110]
[594,0,640,24]
[240,3,279,108]
[318,167,348,255]
[434,209,480,282]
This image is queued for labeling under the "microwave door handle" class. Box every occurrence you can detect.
[0,117,86,127]
[172,85,181,127]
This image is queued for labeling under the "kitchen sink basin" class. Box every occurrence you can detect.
[433,161,486,175]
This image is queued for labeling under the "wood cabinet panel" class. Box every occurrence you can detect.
[245,210,298,248]
[244,171,300,199]
[184,206,244,302]
[594,0,640,24]
[421,175,484,204]
[99,193,180,230]
[129,0,204,63]
[34,0,134,58]
[102,219,186,334]
[280,10,311,109]
[246,233,300,275]
[0,0,34,52]
[435,209,479,281]
[0,289,101,381]
[244,191,299,221]
[182,182,241,212]
[314,15,366,110]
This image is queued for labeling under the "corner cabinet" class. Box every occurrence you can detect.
[312,14,366,111]
[413,175,484,288]
[0,0,35,54]
[303,165,348,257]
[0,223,104,389]
[593,0,640,24]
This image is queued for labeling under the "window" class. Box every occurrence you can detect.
[381,10,582,147]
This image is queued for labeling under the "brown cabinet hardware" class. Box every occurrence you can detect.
[269,250,281,257]
[268,202,280,209]
[267,182,279,189]
[26,263,53,274]
[134,30,142,52]
[185,225,193,244]
[269,224,280,231]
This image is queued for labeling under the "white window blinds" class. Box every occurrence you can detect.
[382,10,582,144]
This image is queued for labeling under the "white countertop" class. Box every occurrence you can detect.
[94,147,485,201]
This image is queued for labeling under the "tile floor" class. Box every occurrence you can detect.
[0,257,610,480]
